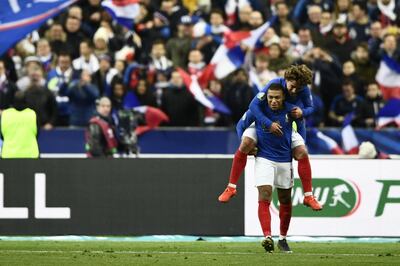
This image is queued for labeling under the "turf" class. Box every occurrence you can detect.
[0,241,399,265]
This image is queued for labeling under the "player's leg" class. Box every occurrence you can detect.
[291,125,323,211]
[218,125,257,203]
[274,162,293,253]
[254,157,275,253]
[277,188,293,253]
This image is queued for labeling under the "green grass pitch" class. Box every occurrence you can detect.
[0,241,399,265]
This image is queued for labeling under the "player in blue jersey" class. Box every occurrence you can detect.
[253,83,297,253]
[218,65,322,211]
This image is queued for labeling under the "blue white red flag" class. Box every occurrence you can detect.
[307,128,344,154]
[101,0,140,29]
[0,0,78,56]
[376,98,400,129]
[375,54,400,100]
[177,68,231,114]
[210,21,270,79]
[133,106,169,135]
[341,113,359,154]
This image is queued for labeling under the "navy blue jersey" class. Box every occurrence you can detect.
[256,103,294,162]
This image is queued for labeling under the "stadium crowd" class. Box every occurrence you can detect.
[0,0,399,129]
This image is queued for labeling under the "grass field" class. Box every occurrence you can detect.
[0,241,399,265]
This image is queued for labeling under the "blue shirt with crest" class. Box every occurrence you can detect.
[255,103,294,163]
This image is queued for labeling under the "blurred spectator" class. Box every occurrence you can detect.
[329,81,364,126]
[148,40,173,72]
[231,4,252,31]
[248,11,264,29]
[279,34,296,61]
[0,60,17,112]
[45,23,67,55]
[24,66,57,130]
[64,16,87,59]
[354,82,386,128]
[80,0,103,34]
[47,52,80,126]
[301,47,342,119]
[92,54,113,96]
[72,40,100,74]
[351,43,378,86]
[267,43,292,72]
[160,0,189,35]
[60,70,99,127]
[110,77,127,112]
[135,79,157,107]
[223,69,253,123]
[319,10,334,36]
[348,2,370,43]
[17,56,46,91]
[187,49,205,76]
[293,27,314,59]
[368,21,383,53]
[324,21,357,64]
[93,26,112,57]
[342,60,364,96]
[373,34,400,99]
[334,0,352,23]
[293,0,334,27]
[36,39,54,73]
[86,96,118,157]
[0,91,39,158]
[161,70,200,126]
[166,16,193,68]
[248,53,277,94]
[271,2,291,35]
[377,0,400,27]
[305,5,324,45]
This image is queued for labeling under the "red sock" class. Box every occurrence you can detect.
[228,150,247,185]
[258,200,271,237]
[298,156,312,194]
[279,203,292,237]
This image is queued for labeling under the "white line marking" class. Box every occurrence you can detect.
[0,250,398,257]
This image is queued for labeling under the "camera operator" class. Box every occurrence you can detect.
[85,97,118,157]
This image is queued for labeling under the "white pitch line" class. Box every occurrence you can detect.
[0,250,398,257]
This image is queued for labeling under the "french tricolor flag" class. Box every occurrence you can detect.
[376,99,400,129]
[375,54,400,100]
[177,68,231,114]
[102,0,140,29]
[307,128,344,154]
[210,21,270,79]
[341,113,359,154]
[133,106,169,136]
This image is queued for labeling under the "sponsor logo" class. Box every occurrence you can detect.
[272,178,361,217]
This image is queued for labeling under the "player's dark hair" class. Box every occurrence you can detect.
[284,64,313,86]
[268,83,285,92]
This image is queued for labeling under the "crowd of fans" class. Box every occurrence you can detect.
[0,0,399,129]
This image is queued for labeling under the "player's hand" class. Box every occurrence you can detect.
[269,122,283,136]
[248,147,258,156]
[291,107,303,119]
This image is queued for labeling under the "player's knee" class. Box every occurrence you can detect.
[293,145,308,160]
[239,137,256,154]
[258,186,272,201]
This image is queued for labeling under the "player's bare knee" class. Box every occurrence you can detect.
[239,137,256,154]
[257,186,272,201]
[293,145,308,160]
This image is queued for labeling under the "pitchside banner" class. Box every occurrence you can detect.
[245,158,400,237]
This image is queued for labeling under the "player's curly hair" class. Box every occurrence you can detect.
[284,64,313,87]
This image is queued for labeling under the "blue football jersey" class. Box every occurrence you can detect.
[255,104,293,162]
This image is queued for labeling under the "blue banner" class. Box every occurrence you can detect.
[0,0,77,56]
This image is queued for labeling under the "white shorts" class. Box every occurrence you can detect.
[242,122,304,148]
[254,157,294,189]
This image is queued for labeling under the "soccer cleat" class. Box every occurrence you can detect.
[303,195,323,211]
[277,239,292,253]
[261,237,274,253]
[218,187,237,203]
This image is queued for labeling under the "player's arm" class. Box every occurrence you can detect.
[291,86,314,119]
